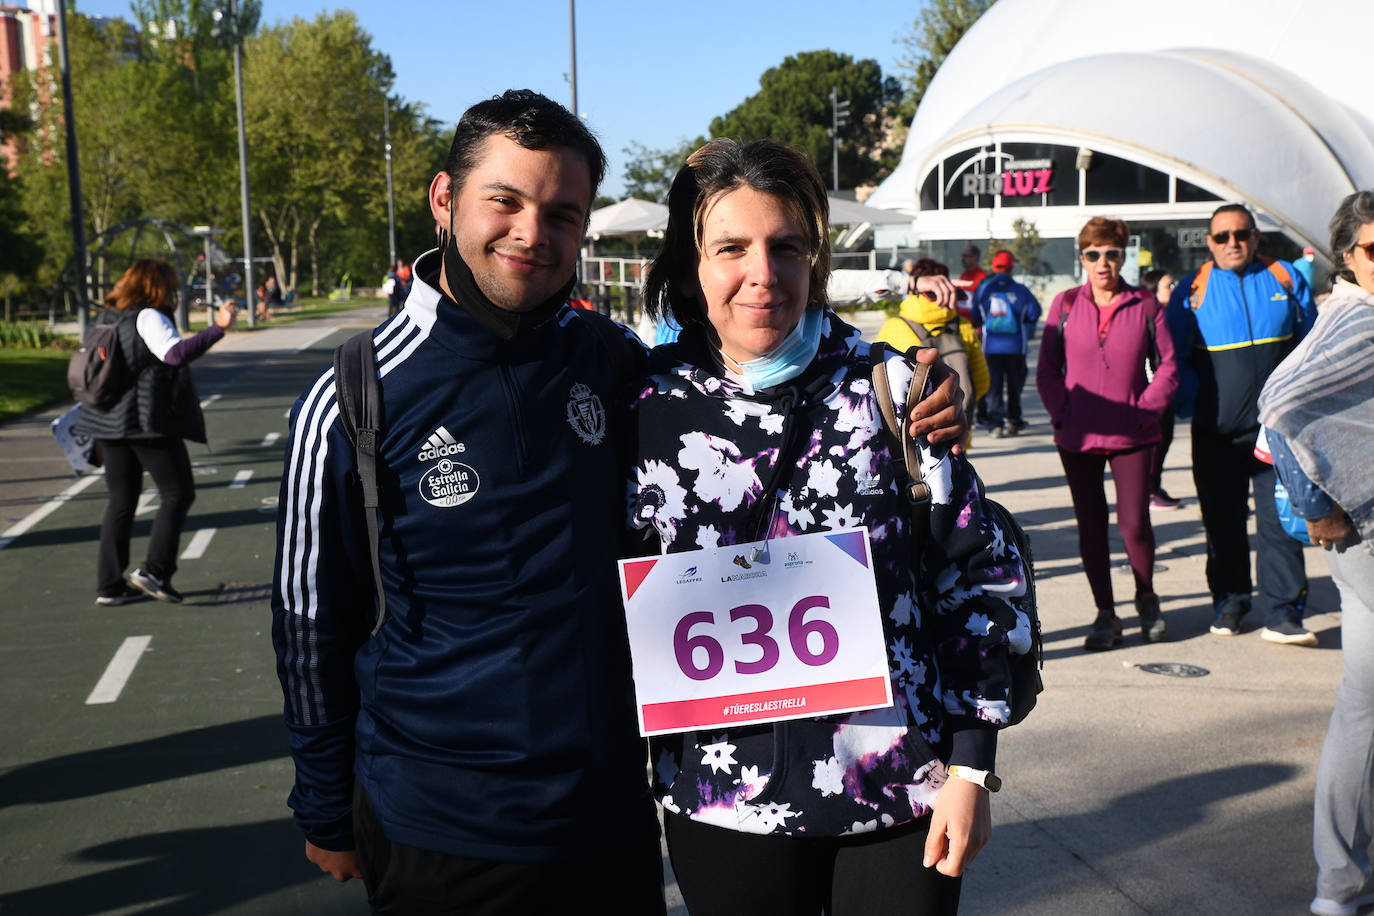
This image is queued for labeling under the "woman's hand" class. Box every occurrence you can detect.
[915,274,958,311]
[908,348,968,453]
[924,773,991,877]
[1307,506,1358,550]
[215,299,239,329]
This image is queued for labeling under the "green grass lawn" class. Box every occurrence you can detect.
[0,348,74,423]
[184,296,377,331]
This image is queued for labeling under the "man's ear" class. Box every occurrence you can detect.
[429,172,452,227]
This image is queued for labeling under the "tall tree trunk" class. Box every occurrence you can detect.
[289,217,300,293]
[308,215,322,297]
[257,205,288,296]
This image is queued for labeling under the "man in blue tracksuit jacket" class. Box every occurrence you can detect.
[271,91,664,913]
[973,250,1041,436]
[1166,203,1317,644]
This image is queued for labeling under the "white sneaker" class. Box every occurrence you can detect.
[1311,891,1374,916]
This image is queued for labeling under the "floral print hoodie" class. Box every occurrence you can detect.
[625,311,1032,837]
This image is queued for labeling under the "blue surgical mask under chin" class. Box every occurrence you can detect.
[720,307,825,392]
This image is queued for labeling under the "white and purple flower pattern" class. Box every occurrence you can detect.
[625,312,1029,838]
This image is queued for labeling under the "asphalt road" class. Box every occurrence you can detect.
[0,305,1348,915]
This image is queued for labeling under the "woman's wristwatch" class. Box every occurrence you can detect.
[948,765,1002,792]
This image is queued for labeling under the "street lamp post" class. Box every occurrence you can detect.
[384,96,396,269]
[215,0,255,327]
[829,86,850,193]
[53,0,90,336]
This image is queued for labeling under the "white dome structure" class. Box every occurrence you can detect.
[868,0,1374,272]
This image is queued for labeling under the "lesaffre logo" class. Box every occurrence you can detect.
[675,565,703,585]
[418,426,466,461]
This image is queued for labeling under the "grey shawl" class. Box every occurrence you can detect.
[1258,279,1374,540]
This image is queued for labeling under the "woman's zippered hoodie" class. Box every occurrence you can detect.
[1036,282,1179,454]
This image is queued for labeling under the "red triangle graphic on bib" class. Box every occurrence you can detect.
[621,558,659,601]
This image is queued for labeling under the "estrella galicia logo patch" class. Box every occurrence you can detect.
[566,382,606,445]
[419,457,479,508]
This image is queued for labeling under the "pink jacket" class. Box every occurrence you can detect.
[1036,282,1179,453]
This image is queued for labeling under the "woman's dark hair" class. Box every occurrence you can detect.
[443,89,606,205]
[911,257,949,279]
[1141,268,1169,297]
[644,138,830,328]
[106,259,178,314]
[1078,217,1129,250]
[1329,190,1374,285]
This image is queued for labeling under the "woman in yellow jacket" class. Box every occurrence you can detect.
[878,258,990,447]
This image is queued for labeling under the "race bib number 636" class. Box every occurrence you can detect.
[618,528,893,736]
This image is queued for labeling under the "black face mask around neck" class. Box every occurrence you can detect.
[440,231,574,341]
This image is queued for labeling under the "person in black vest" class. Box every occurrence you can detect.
[74,259,237,605]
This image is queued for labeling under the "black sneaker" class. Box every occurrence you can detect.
[1260,621,1318,646]
[1209,609,1243,636]
[95,584,145,607]
[129,567,183,604]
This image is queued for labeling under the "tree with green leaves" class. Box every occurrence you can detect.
[621,137,703,203]
[894,0,998,123]
[708,50,901,190]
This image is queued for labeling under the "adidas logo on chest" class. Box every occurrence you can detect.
[417,425,466,461]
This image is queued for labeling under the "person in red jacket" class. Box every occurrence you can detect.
[1037,217,1179,650]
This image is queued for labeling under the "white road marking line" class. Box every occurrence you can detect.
[135,489,159,516]
[181,528,216,559]
[230,470,253,488]
[86,636,153,705]
[200,393,222,407]
[293,327,339,354]
[282,408,291,418]
[0,472,104,551]
[260,432,281,447]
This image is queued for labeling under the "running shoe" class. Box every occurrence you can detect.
[95,584,145,607]
[129,567,183,604]
[1310,891,1374,916]
[1261,621,1318,646]
[1209,609,1243,636]
[1150,490,1182,510]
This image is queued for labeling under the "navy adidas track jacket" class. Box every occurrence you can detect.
[271,250,652,861]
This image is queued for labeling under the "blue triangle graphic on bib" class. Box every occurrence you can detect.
[824,531,868,568]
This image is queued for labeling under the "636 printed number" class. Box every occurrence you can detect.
[673,596,839,681]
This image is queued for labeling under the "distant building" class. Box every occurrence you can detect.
[1,1,57,170]
[867,0,1370,291]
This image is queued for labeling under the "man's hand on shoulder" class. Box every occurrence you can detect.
[306,840,362,882]
[908,348,968,454]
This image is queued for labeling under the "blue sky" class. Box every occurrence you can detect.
[68,0,928,197]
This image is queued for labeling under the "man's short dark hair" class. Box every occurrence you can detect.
[1210,203,1256,230]
[963,244,980,257]
[444,89,607,201]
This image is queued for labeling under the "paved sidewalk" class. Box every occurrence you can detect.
[1,306,1344,914]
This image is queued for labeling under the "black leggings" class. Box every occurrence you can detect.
[665,811,961,916]
[97,437,195,595]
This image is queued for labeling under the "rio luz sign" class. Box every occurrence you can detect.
[951,156,1055,199]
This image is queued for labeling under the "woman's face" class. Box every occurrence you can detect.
[1156,273,1176,304]
[1080,243,1124,297]
[1343,221,1374,296]
[695,187,812,365]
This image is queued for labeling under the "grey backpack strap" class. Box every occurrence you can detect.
[869,342,931,507]
[332,330,388,637]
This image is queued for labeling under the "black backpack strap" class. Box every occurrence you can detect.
[870,342,933,560]
[332,330,388,638]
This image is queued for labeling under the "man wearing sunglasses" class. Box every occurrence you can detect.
[1166,203,1318,645]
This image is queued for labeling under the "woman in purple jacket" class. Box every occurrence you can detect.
[1037,218,1179,649]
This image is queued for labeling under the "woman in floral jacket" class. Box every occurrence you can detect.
[624,138,1031,916]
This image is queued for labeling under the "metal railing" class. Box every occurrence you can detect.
[582,256,650,289]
